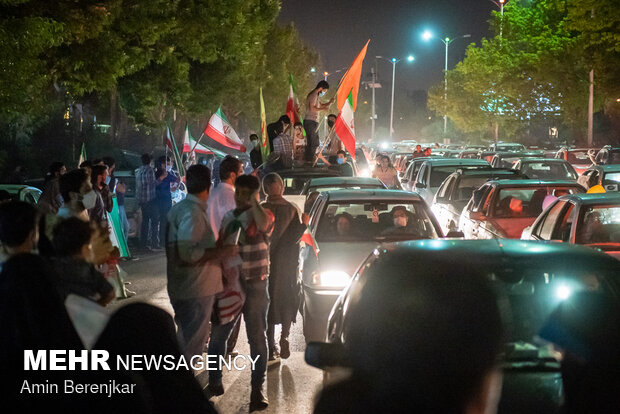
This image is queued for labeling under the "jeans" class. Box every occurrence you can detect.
[171,296,216,361]
[303,120,320,162]
[118,205,130,239]
[158,202,172,249]
[242,278,269,388]
[267,321,291,350]
[207,317,239,385]
[140,200,159,248]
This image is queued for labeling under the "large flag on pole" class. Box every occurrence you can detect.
[166,126,185,177]
[182,127,214,155]
[334,90,357,159]
[286,74,302,124]
[336,40,370,112]
[299,226,319,257]
[204,107,246,152]
[78,142,87,167]
[259,88,270,163]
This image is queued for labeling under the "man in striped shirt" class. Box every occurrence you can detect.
[208,174,274,411]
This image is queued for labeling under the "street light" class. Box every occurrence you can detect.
[422,31,471,138]
[376,55,415,141]
[489,0,508,38]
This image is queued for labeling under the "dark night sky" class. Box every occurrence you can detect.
[278,0,496,92]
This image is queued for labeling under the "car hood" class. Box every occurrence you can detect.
[317,241,378,275]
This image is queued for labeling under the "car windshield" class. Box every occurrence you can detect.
[283,175,337,195]
[315,200,439,242]
[520,162,577,180]
[497,144,524,152]
[603,172,620,189]
[494,186,581,218]
[430,166,484,188]
[566,151,590,164]
[490,268,614,368]
[575,205,620,247]
[454,177,495,201]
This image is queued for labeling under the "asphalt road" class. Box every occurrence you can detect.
[109,251,324,414]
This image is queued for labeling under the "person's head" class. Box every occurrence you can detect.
[337,150,347,165]
[141,153,152,166]
[434,142,441,149]
[508,197,523,214]
[262,173,284,197]
[415,145,422,152]
[52,217,110,263]
[250,133,259,148]
[234,175,260,210]
[48,162,66,178]
[157,155,171,172]
[392,206,409,228]
[327,114,337,129]
[335,213,354,236]
[294,122,304,139]
[219,155,244,184]
[0,201,38,255]
[185,164,212,198]
[79,160,92,175]
[60,168,93,208]
[315,80,329,96]
[379,155,390,168]
[90,164,108,188]
[102,156,116,174]
[424,148,432,156]
[279,115,291,130]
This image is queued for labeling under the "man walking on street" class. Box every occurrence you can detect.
[207,156,244,238]
[304,81,334,162]
[136,154,159,250]
[166,165,237,360]
[207,174,274,412]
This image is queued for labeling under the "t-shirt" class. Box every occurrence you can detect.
[305,89,321,122]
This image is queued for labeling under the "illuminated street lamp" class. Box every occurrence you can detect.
[376,55,415,141]
[422,31,471,137]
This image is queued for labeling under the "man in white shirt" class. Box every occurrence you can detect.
[206,155,244,238]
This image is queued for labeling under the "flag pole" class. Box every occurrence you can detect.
[313,127,336,166]
[191,132,205,155]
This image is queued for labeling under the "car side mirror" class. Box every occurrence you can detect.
[305,341,349,369]
[469,211,485,221]
[445,230,465,238]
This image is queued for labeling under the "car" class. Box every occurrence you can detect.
[431,149,461,158]
[457,149,481,159]
[490,151,545,168]
[301,177,386,196]
[489,142,527,152]
[310,239,620,412]
[512,158,578,181]
[522,192,620,260]
[412,158,491,205]
[594,146,620,165]
[431,168,522,234]
[555,147,597,175]
[400,156,434,192]
[277,167,343,212]
[299,189,444,342]
[577,164,620,192]
[459,179,585,239]
[0,184,42,205]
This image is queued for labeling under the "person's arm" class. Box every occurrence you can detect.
[177,209,237,265]
[251,192,273,233]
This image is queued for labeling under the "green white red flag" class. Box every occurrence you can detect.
[78,142,87,167]
[299,226,319,257]
[183,126,213,155]
[286,74,301,124]
[334,89,356,159]
[204,106,246,152]
[259,88,270,163]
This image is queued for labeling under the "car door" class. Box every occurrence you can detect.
[460,183,492,238]
[529,200,569,241]
[432,176,456,234]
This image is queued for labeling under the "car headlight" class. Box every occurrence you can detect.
[312,270,351,288]
[359,168,371,178]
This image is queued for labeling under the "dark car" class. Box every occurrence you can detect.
[309,239,620,413]
[512,158,578,181]
[490,151,545,169]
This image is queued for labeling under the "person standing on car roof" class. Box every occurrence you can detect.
[304,81,334,162]
[267,115,291,153]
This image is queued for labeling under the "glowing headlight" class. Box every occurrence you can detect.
[380,142,390,149]
[555,284,571,300]
[359,168,371,177]
[312,270,351,288]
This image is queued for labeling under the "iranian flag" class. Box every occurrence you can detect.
[286,74,301,124]
[204,107,246,152]
[299,227,319,257]
[183,126,213,155]
[334,89,356,159]
[78,142,87,167]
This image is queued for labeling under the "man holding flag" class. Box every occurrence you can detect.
[303,80,333,162]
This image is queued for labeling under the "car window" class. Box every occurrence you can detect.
[537,201,567,240]
[435,176,454,201]
[493,186,582,218]
[315,201,439,242]
[416,165,427,185]
[429,167,459,188]
[521,162,577,180]
[566,151,589,164]
[603,172,620,191]
[552,203,575,242]
[575,205,620,247]
[471,185,492,212]
[455,176,493,201]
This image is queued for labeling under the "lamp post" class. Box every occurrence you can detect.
[423,31,471,139]
[376,55,415,141]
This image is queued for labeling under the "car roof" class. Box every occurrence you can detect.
[488,179,584,187]
[0,184,41,193]
[558,192,620,205]
[375,239,619,275]
[277,168,341,178]
[452,168,520,177]
[518,158,570,164]
[322,189,423,202]
[307,177,384,187]
[596,164,620,172]
[421,159,490,166]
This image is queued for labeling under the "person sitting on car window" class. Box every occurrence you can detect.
[381,206,410,236]
[334,212,355,238]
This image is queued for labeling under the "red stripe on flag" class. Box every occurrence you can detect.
[204,124,246,152]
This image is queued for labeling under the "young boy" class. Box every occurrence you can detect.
[51,217,115,306]
[207,175,274,412]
